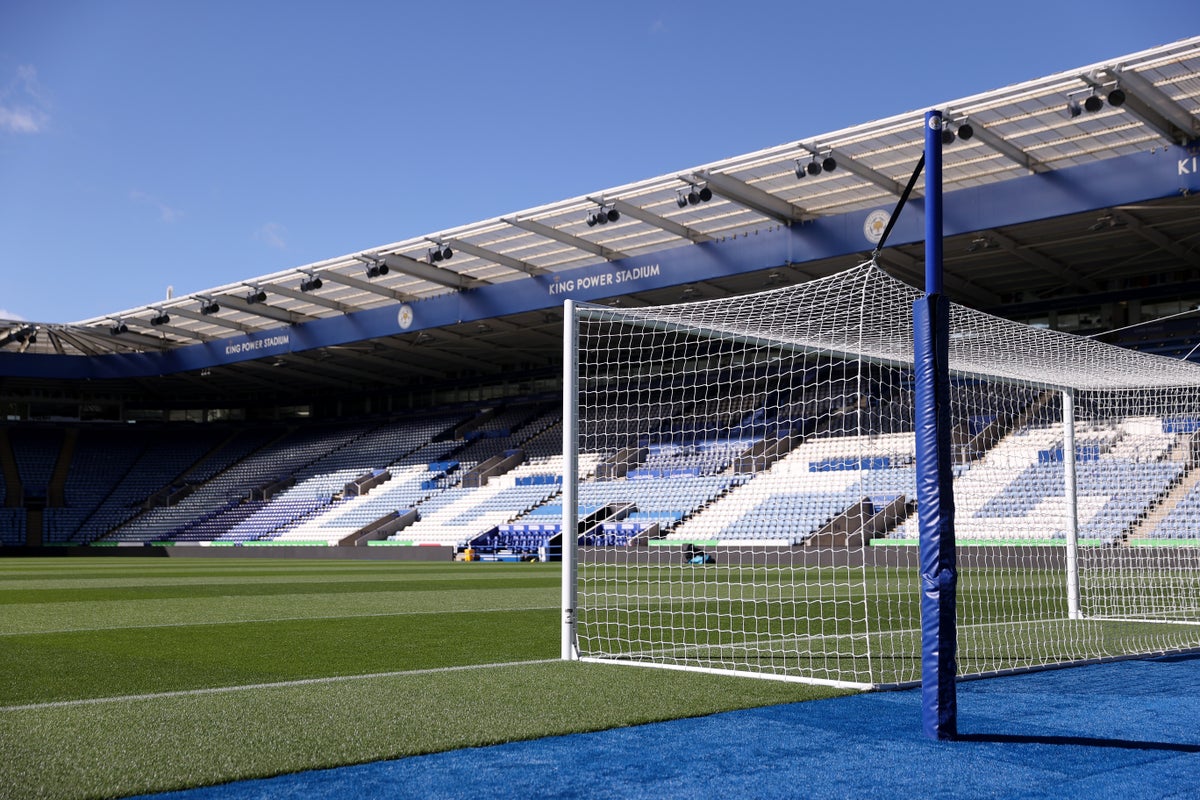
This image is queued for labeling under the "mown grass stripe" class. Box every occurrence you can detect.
[0,604,561,637]
[0,658,560,713]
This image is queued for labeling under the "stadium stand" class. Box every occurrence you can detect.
[0,383,1196,553]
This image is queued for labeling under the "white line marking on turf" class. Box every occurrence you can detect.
[0,659,561,713]
[0,605,561,638]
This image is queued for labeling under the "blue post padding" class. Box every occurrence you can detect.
[914,294,958,740]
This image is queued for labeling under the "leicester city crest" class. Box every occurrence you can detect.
[863,209,889,244]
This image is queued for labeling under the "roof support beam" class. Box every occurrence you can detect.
[265,281,354,313]
[945,115,1050,174]
[166,306,261,334]
[692,170,812,224]
[237,359,349,390]
[47,329,66,355]
[49,328,110,357]
[479,316,562,347]
[317,270,417,302]
[798,145,918,198]
[502,217,628,261]
[878,247,1000,308]
[987,229,1099,293]
[1111,208,1200,271]
[442,238,549,277]
[286,351,413,387]
[1094,68,1199,146]
[186,365,283,394]
[126,319,217,343]
[588,196,714,243]
[341,341,452,379]
[420,324,548,367]
[215,294,316,325]
[377,253,487,290]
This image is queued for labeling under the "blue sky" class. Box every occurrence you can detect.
[0,1,1194,323]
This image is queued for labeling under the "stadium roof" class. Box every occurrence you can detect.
[2,36,1199,400]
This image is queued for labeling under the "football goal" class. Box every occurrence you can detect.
[560,259,1200,690]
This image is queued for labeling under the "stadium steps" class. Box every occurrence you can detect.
[26,507,43,546]
[1127,450,1200,541]
[0,428,22,508]
[47,428,78,508]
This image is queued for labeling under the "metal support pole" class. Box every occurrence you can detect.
[561,299,579,660]
[916,109,957,741]
[1063,388,1082,620]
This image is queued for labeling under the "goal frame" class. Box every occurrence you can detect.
[559,111,1200,738]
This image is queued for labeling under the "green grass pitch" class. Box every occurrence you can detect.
[0,558,845,800]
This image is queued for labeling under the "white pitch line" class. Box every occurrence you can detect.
[0,605,561,638]
[0,659,561,714]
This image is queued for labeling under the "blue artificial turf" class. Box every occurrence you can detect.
[136,655,1200,800]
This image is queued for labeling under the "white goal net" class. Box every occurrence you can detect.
[563,261,1200,688]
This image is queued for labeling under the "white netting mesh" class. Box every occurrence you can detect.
[569,261,1200,688]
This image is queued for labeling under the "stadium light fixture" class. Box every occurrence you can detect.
[798,155,824,176]
[299,272,323,292]
[821,155,837,172]
[586,204,620,226]
[678,182,712,205]
[364,260,389,279]
[942,120,974,144]
[1106,87,1126,107]
[149,309,171,326]
[109,319,128,335]
[1066,98,1082,118]
[428,243,454,263]
[965,236,994,253]
[198,298,220,315]
[244,286,268,304]
[1084,93,1104,113]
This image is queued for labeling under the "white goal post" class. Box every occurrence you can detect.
[561,261,1200,689]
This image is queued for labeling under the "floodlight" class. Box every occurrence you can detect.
[956,122,974,141]
[697,186,712,202]
[245,288,267,304]
[1084,94,1103,113]
[300,275,323,292]
[1066,99,1082,118]
[606,207,620,222]
[676,190,689,208]
[821,156,837,172]
[1107,88,1126,107]
[806,159,821,176]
